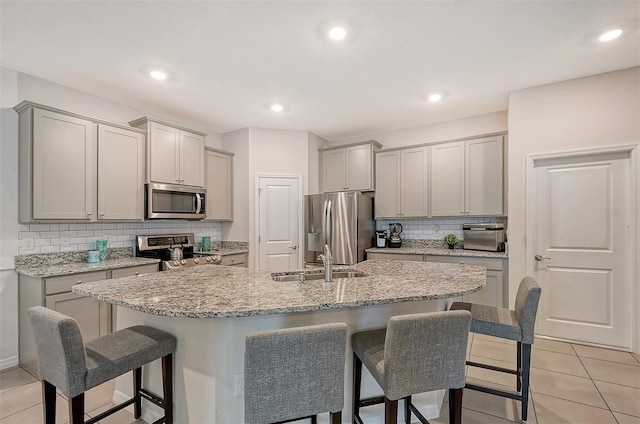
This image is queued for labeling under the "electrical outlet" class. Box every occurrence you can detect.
[234,374,244,397]
[61,236,70,247]
[23,238,34,250]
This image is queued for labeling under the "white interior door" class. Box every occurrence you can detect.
[529,151,633,349]
[257,176,302,271]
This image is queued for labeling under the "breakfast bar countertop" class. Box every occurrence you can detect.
[72,259,486,318]
[366,246,508,259]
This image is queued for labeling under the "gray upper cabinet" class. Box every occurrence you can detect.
[375,146,429,218]
[97,124,145,220]
[204,148,234,221]
[16,102,146,222]
[321,141,381,192]
[130,118,205,187]
[431,136,504,217]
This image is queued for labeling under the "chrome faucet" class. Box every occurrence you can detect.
[317,244,333,282]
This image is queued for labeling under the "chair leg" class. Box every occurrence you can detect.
[404,395,411,424]
[163,353,174,424]
[517,341,522,392]
[133,367,142,419]
[69,393,85,424]
[353,353,362,423]
[311,415,317,424]
[330,412,341,424]
[449,388,463,424]
[42,380,56,424]
[521,344,532,423]
[384,398,398,424]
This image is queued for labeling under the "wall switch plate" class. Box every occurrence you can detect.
[23,238,34,250]
[61,237,70,247]
[234,374,244,397]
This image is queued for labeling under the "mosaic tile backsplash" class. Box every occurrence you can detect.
[17,221,222,255]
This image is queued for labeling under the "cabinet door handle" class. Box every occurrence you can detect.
[87,212,92,216]
[100,213,105,216]
[135,272,140,275]
[77,280,82,283]
[460,210,464,214]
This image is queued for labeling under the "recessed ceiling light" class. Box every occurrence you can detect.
[149,70,167,81]
[270,104,284,113]
[329,27,347,40]
[428,93,442,103]
[598,29,623,42]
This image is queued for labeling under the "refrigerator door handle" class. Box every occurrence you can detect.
[322,200,328,247]
[324,200,332,247]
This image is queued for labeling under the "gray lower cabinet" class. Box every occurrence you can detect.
[424,255,507,308]
[220,253,248,267]
[19,263,158,377]
[366,252,423,262]
[365,251,508,308]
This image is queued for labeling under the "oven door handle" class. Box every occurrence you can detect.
[195,193,202,214]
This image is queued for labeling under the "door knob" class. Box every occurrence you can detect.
[534,255,551,261]
[289,245,297,250]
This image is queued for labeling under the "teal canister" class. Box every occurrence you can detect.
[87,250,100,263]
[96,239,108,261]
[201,236,211,252]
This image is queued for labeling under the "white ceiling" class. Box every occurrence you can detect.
[1,1,638,141]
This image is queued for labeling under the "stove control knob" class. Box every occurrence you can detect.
[180,259,187,265]
[205,256,212,262]
[193,258,200,264]
[172,261,179,266]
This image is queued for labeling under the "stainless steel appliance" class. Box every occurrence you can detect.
[304,192,374,266]
[463,223,506,252]
[146,183,206,220]
[388,223,403,248]
[136,233,221,270]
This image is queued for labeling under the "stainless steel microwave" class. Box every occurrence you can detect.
[146,183,206,220]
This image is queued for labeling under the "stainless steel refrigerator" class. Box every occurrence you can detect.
[304,191,374,266]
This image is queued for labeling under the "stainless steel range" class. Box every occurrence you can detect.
[136,233,221,271]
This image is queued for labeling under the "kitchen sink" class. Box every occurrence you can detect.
[271,270,365,282]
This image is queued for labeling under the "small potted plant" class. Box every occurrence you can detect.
[443,234,459,249]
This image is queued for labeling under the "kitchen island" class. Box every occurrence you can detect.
[73,259,485,423]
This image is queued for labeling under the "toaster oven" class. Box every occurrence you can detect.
[462,223,505,252]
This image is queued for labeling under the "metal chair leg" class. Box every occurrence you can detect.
[521,344,532,423]
[353,352,363,424]
[517,341,522,392]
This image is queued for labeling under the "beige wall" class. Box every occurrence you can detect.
[507,68,640,329]
[328,111,508,148]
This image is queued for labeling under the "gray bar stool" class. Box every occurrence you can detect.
[28,306,176,424]
[450,276,541,423]
[352,310,472,424]
[244,323,348,424]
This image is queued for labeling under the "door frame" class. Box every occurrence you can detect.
[254,173,304,270]
[525,143,639,352]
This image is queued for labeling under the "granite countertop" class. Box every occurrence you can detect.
[15,257,161,278]
[366,246,508,259]
[72,259,486,318]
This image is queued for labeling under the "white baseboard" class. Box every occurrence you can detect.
[112,389,162,424]
[0,355,19,371]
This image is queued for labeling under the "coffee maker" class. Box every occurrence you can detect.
[388,223,403,248]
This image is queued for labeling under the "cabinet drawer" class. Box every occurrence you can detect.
[425,255,503,270]
[111,263,159,278]
[367,252,423,262]
[45,271,108,295]
[220,254,247,267]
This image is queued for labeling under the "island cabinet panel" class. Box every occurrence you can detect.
[321,141,380,192]
[430,136,504,217]
[97,124,145,220]
[425,255,506,308]
[375,147,428,218]
[130,117,206,187]
[19,264,158,377]
[220,253,248,267]
[16,102,147,222]
[204,149,234,221]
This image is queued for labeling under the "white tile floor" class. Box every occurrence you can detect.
[0,334,638,423]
